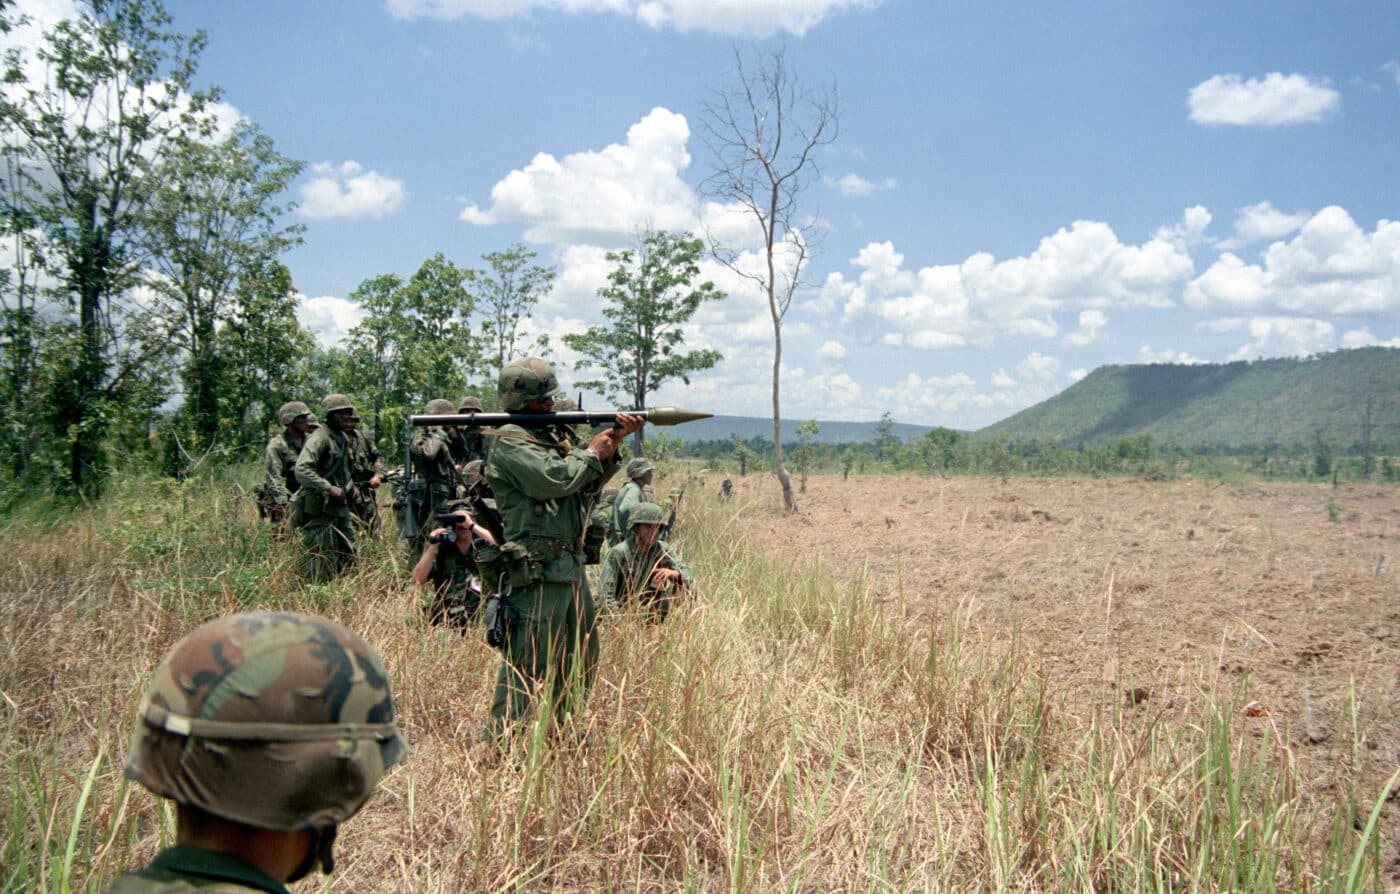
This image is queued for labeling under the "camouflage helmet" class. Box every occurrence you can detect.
[553,395,578,412]
[124,612,405,833]
[424,398,456,416]
[497,357,559,412]
[321,393,355,415]
[278,401,312,428]
[458,396,484,412]
[306,413,321,430]
[630,501,665,527]
[626,458,654,480]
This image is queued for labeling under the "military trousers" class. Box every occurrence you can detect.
[486,577,599,741]
[298,509,356,583]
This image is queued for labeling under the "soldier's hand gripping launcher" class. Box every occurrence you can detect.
[407,406,713,430]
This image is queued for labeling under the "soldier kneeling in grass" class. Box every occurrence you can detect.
[598,501,694,622]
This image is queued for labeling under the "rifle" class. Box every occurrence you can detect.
[661,481,686,539]
[407,406,712,430]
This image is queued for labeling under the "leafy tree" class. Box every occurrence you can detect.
[478,243,556,370]
[143,121,304,452]
[794,418,819,492]
[919,427,962,473]
[342,273,411,450]
[563,229,723,454]
[702,45,836,512]
[0,0,214,495]
[872,411,898,461]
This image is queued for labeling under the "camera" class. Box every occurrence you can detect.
[428,529,457,545]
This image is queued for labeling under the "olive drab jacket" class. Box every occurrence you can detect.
[260,431,304,507]
[607,479,646,544]
[293,425,354,522]
[104,845,290,893]
[598,535,694,608]
[484,425,620,582]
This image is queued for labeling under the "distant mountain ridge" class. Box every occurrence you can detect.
[667,414,932,445]
[977,347,1400,448]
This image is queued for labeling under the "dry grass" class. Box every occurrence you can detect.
[1,469,1396,892]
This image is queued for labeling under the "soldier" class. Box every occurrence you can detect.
[598,501,694,622]
[346,413,384,534]
[607,458,653,545]
[104,611,405,893]
[411,499,497,631]
[255,401,311,523]
[293,394,358,582]
[449,396,489,465]
[482,357,642,747]
[407,398,462,554]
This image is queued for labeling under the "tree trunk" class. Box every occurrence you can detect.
[771,309,796,512]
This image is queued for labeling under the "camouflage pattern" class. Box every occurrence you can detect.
[458,396,484,412]
[294,424,356,581]
[482,411,620,740]
[123,612,404,832]
[629,501,666,526]
[425,397,456,416]
[496,357,559,412]
[599,505,694,621]
[321,393,355,414]
[277,400,312,428]
[625,458,654,480]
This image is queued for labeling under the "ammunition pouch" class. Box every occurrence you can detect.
[582,514,606,565]
[484,593,517,649]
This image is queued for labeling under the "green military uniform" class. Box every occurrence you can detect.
[407,399,460,554]
[607,461,651,545]
[347,428,384,533]
[599,503,694,622]
[483,359,620,741]
[424,537,483,629]
[105,845,289,893]
[258,432,304,515]
[293,399,357,582]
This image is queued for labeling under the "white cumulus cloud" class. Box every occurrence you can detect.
[1062,309,1107,347]
[1219,201,1309,250]
[384,0,879,37]
[1185,206,1400,316]
[299,162,406,220]
[1339,327,1400,349]
[824,173,897,197]
[1205,316,1337,361]
[816,340,847,362]
[1188,72,1339,126]
[297,293,365,347]
[1138,345,1205,365]
[838,210,1198,350]
[462,107,698,246]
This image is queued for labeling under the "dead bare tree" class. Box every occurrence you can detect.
[701,45,836,512]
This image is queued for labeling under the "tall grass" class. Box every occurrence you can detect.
[0,472,1391,891]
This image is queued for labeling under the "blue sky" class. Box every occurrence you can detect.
[21,0,1400,427]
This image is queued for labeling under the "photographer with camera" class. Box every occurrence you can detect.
[410,500,497,631]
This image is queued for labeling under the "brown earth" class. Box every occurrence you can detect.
[727,472,1400,878]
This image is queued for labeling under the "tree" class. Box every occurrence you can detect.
[563,229,724,454]
[872,411,898,461]
[143,121,304,452]
[794,418,819,492]
[0,0,213,495]
[702,45,836,512]
[478,243,556,371]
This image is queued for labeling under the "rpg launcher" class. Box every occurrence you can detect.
[407,406,713,430]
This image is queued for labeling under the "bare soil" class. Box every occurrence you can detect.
[729,472,1400,877]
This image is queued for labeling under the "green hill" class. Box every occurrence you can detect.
[672,415,932,445]
[977,347,1400,449]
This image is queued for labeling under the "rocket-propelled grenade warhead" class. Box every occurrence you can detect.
[408,406,713,429]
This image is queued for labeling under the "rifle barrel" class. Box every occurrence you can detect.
[408,407,712,428]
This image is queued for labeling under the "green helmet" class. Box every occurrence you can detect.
[458,396,484,412]
[630,501,665,527]
[626,458,654,480]
[321,393,355,415]
[124,612,405,835]
[425,398,456,416]
[497,357,559,412]
[278,401,312,428]
[463,459,485,487]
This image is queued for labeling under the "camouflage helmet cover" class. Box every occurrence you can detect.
[497,357,559,411]
[321,393,355,415]
[457,396,484,412]
[124,612,405,832]
[425,398,456,416]
[278,401,312,427]
[625,458,654,480]
[630,501,665,527]
[463,459,485,487]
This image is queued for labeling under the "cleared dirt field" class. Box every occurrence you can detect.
[728,472,1400,880]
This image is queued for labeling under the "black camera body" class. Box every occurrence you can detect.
[428,529,457,544]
